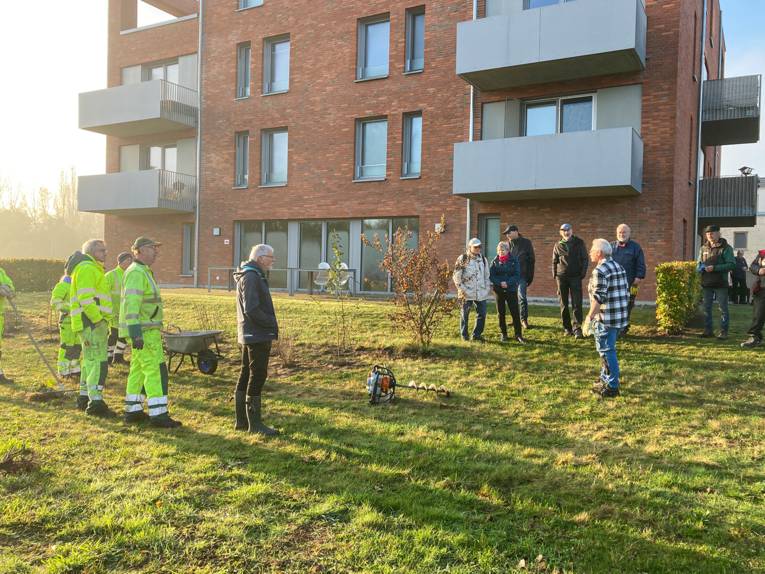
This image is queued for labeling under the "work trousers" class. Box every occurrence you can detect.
[237,341,272,397]
[0,313,5,376]
[125,329,169,420]
[746,292,765,341]
[108,327,128,359]
[57,321,81,377]
[79,321,109,404]
[556,276,583,332]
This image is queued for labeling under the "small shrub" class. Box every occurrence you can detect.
[0,259,64,292]
[656,261,702,334]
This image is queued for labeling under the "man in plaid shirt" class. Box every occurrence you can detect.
[586,239,630,398]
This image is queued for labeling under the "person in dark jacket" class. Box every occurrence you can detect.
[504,225,535,329]
[611,224,646,333]
[731,250,749,304]
[552,223,589,338]
[698,225,736,339]
[741,249,765,348]
[234,244,279,435]
[490,242,526,344]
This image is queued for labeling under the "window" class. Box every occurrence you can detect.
[355,118,388,180]
[479,215,501,255]
[326,221,351,266]
[144,145,177,172]
[264,35,290,94]
[405,7,425,72]
[235,131,249,187]
[261,129,288,185]
[147,60,179,83]
[734,232,748,250]
[299,221,323,288]
[264,221,288,288]
[522,95,594,136]
[357,15,390,79]
[361,218,419,292]
[236,42,251,98]
[181,223,195,276]
[238,0,263,8]
[402,112,422,177]
[525,0,574,8]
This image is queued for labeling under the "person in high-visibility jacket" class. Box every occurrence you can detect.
[68,240,114,417]
[121,237,181,428]
[106,252,133,365]
[0,266,16,384]
[50,273,82,388]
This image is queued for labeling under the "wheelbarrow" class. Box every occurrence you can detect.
[163,325,224,375]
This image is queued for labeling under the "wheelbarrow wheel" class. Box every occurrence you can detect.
[198,350,218,375]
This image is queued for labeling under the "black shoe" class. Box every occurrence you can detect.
[599,385,620,398]
[521,320,530,330]
[563,329,574,337]
[0,374,14,384]
[516,336,527,345]
[246,395,279,436]
[86,400,117,418]
[741,337,762,349]
[472,336,485,343]
[716,331,728,341]
[573,329,584,340]
[76,395,89,411]
[124,410,149,424]
[149,414,183,428]
[234,391,248,431]
[700,331,714,338]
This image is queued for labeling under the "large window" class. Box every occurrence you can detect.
[405,7,425,73]
[261,129,288,185]
[236,42,251,98]
[402,112,422,177]
[147,60,179,83]
[479,215,501,255]
[239,0,263,8]
[234,131,249,187]
[326,221,351,266]
[523,95,594,136]
[355,118,388,180]
[299,222,323,288]
[734,232,748,250]
[145,145,177,172]
[361,218,419,292]
[181,223,195,276]
[357,15,390,80]
[264,36,290,94]
[264,221,288,288]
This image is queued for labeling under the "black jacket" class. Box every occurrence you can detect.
[234,261,278,345]
[552,236,588,279]
[732,256,748,281]
[509,235,535,284]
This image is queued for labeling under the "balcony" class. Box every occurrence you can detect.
[79,79,198,137]
[453,127,642,200]
[456,0,646,91]
[698,176,759,228]
[78,170,196,215]
[701,75,761,146]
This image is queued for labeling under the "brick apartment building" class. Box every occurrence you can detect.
[78,0,761,300]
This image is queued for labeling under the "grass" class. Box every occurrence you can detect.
[0,290,763,574]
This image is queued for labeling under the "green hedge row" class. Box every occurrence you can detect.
[0,259,65,293]
[655,261,702,334]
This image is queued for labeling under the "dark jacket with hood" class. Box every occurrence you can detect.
[698,238,735,289]
[508,235,535,284]
[489,254,522,292]
[552,236,588,280]
[234,260,278,345]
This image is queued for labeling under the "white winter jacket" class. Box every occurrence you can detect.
[453,253,492,301]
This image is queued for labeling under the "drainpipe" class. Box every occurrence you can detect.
[193,0,204,287]
[692,0,707,259]
[466,0,478,245]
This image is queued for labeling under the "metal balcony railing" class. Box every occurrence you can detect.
[702,75,761,123]
[698,176,758,227]
[160,80,198,127]
[158,170,197,212]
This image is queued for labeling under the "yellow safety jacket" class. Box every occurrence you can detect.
[0,267,14,314]
[70,256,112,334]
[50,278,72,324]
[119,261,163,340]
[105,266,125,329]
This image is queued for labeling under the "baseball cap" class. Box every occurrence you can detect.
[560,223,572,231]
[117,251,133,264]
[503,225,519,234]
[703,224,720,233]
[132,236,162,250]
[468,238,482,248]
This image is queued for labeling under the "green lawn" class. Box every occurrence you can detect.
[0,291,763,574]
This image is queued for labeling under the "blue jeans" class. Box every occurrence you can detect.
[461,300,487,340]
[517,278,529,322]
[594,321,620,389]
[703,287,729,333]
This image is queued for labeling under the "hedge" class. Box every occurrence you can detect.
[0,259,65,293]
[655,261,702,334]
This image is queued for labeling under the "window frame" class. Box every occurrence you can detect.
[405,6,425,73]
[521,93,596,136]
[143,144,177,172]
[357,14,391,80]
[142,59,180,83]
[236,41,251,99]
[237,0,264,10]
[523,0,575,9]
[181,223,195,276]
[263,34,291,95]
[234,131,250,188]
[354,117,388,181]
[261,128,289,186]
[733,232,748,250]
[402,111,423,178]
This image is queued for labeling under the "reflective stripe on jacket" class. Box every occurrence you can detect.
[70,256,112,333]
[105,266,125,328]
[119,261,163,340]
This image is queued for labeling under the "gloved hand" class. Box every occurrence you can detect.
[132,336,144,350]
[0,284,13,299]
[65,344,82,361]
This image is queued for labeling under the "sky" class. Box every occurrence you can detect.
[0,0,762,202]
